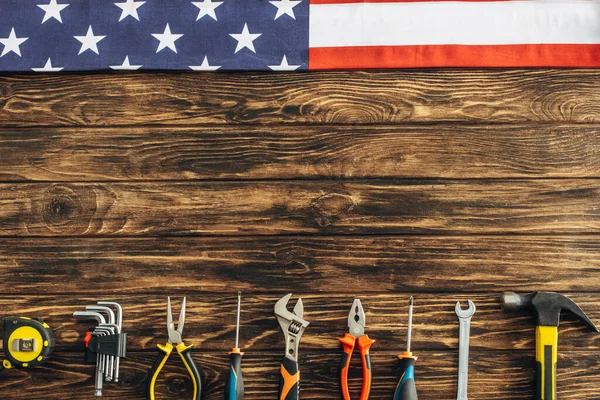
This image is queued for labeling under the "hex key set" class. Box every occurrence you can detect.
[0,291,596,400]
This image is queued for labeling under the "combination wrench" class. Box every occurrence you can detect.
[455,300,476,400]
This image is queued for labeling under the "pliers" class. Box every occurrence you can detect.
[146,297,202,400]
[339,299,375,400]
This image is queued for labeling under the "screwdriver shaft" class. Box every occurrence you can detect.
[394,296,418,400]
[407,296,413,353]
[235,291,241,349]
[226,292,245,400]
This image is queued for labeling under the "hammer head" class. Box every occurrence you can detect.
[502,291,599,331]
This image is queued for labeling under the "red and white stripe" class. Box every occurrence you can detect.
[308,0,600,69]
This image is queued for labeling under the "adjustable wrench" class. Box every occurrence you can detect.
[455,300,476,400]
[275,293,309,400]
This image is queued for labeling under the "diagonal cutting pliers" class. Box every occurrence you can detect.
[146,297,202,400]
[339,298,375,400]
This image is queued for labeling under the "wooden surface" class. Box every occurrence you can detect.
[0,70,599,399]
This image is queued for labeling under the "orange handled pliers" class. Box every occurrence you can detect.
[339,298,375,400]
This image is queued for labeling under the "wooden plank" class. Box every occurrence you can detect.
[1,70,600,127]
[1,236,599,294]
[1,180,600,236]
[3,124,600,181]
[0,351,598,399]
[1,294,597,352]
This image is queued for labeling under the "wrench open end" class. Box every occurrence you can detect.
[455,300,476,319]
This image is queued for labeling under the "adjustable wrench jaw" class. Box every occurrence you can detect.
[275,293,309,362]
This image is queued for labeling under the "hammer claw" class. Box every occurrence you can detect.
[502,291,598,330]
[501,291,598,400]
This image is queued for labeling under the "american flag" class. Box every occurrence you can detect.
[0,0,599,72]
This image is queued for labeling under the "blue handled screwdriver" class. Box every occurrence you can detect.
[394,296,418,400]
[225,291,244,400]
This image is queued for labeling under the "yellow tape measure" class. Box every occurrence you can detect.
[3,317,55,369]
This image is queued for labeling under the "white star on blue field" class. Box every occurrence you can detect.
[0,0,309,71]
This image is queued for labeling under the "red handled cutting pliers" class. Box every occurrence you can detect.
[339,298,375,400]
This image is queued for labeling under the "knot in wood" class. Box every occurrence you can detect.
[311,193,355,217]
[284,260,310,275]
[43,187,83,226]
[36,184,98,235]
[0,83,11,97]
[167,376,189,394]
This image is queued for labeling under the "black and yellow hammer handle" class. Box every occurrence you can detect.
[536,326,558,400]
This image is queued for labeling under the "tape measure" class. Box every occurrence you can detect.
[2,317,55,369]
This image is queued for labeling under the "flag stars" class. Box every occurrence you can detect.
[38,0,70,23]
[230,23,261,54]
[115,0,146,22]
[189,56,221,71]
[192,0,223,21]
[152,24,183,53]
[270,0,302,20]
[268,55,300,71]
[74,26,106,55]
[0,28,28,57]
[32,58,63,72]
[110,56,142,70]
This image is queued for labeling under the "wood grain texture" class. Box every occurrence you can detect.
[0,351,599,399]
[2,124,600,181]
[1,236,599,294]
[2,69,600,399]
[0,294,598,352]
[1,70,600,127]
[1,180,600,236]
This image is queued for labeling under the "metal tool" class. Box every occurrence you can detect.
[275,293,309,400]
[74,302,127,397]
[97,301,123,382]
[87,306,116,381]
[394,296,418,400]
[146,297,202,400]
[225,291,244,400]
[455,300,475,400]
[97,322,121,381]
[92,327,112,382]
[502,291,598,400]
[339,298,375,400]
[74,311,107,397]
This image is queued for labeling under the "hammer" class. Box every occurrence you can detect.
[501,291,598,400]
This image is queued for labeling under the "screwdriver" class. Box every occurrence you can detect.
[394,296,418,400]
[225,291,244,400]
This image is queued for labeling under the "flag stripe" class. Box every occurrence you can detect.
[310,0,506,3]
[309,44,600,69]
[309,1,600,48]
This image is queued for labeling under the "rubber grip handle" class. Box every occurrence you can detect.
[338,333,356,400]
[536,326,558,400]
[177,344,202,400]
[394,356,418,400]
[356,335,374,400]
[225,350,244,400]
[278,356,300,400]
[146,343,173,400]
